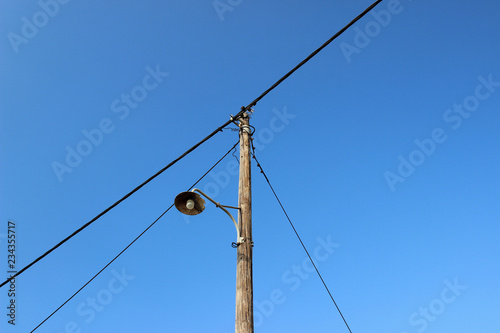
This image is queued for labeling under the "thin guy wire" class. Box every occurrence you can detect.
[30,140,240,332]
[252,151,353,333]
[2,0,384,289]
[232,145,240,164]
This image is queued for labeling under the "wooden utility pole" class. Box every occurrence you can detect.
[235,112,253,333]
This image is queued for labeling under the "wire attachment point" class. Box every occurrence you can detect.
[231,237,246,248]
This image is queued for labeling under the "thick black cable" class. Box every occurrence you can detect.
[252,151,353,333]
[30,140,240,332]
[240,0,384,114]
[0,121,235,289]
[2,0,384,289]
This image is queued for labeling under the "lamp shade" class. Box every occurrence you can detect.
[174,191,205,215]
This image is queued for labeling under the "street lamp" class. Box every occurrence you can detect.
[174,188,244,245]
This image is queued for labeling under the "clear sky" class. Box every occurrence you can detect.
[1,0,499,332]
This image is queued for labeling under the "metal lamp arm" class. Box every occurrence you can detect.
[191,189,243,244]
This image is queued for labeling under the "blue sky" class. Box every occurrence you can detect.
[1,0,499,332]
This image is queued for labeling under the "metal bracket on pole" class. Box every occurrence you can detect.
[240,125,252,135]
[191,189,244,245]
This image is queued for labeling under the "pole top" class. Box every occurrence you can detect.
[240,106,254,118]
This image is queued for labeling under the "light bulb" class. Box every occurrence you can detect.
[186,199,195,210]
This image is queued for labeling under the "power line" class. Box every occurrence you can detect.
[30,140,240,332]
[1,0,384,289]
[0,120,235,289]
[241,0,384,113]
[252,151,353,333]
